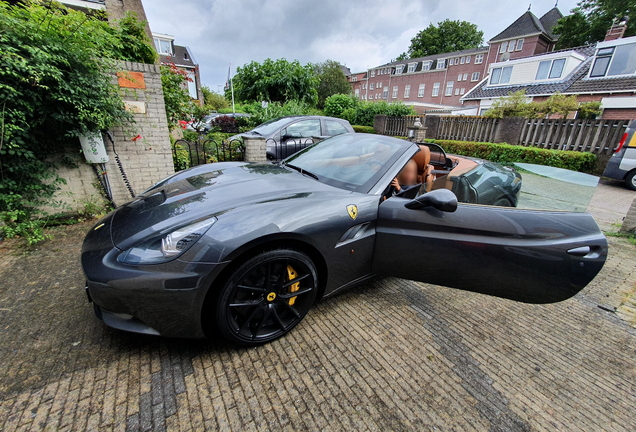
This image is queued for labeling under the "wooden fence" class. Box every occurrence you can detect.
[437,116,499,142]
[383,115,420,137]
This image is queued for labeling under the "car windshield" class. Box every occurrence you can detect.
[252,117,301,136]
[283,134,411,193]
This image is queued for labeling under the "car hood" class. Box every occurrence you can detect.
[110,162,347,250]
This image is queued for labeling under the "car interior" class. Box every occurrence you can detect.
[384,143,479,201]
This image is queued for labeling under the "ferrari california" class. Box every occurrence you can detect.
[81,134,607,346]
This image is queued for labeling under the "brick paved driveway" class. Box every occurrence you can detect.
[0,183,635,432]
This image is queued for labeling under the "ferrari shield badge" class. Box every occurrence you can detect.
[347,204,358,220]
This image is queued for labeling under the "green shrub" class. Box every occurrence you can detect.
[323,94,416,126]
[352,125,376,134]
[324,94,357,118]
[427,139,597,173]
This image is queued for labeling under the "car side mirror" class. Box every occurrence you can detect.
[405,189,458,212]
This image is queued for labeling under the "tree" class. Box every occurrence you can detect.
[484,91,579,119]
[230,58,318,105]
[397,19,484,60]
[160,64,193,130]
[201,86,229,111]
[554,0,636,49]
[0,1,153,242]
[313,60,351,108]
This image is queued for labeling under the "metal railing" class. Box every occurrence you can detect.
[172,138,244,171]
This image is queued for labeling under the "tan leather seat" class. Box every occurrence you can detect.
[412,145,434,191]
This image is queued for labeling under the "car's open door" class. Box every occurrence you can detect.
[372,189,607,304]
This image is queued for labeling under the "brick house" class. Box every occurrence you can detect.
[350,7,563,114]
[153,33,204,105]
[461,19,636,120]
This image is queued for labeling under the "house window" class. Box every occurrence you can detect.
[471,72,480,81]
[460,88,465,95]
[432,82,440,97]
[355,89,360,97]
[378,81,382,88]
[516,39,524,51]
[460,57,465,64]
[508,41,515,52]
[463,73,468,81]
[154,38,173,55]
[422,61,432,70]
[404,85,411,98]
[396,65,404,74]
[591,43,636,77]
[408,63,417,73]
[458,74,463,81]
[455,88,460,95]
[418,84,425,97]
[370,83,375,90]
[445,81,454,96]
[466,56,471,64]
[392,86,398,98]
[475,54,484,64]
[351,76,357,82]
[437,59,446,69]
[536,58,566,80]
[383,87,388,99]
[490,66,512,84]
[371,70,375,77]
[500,41,508,53]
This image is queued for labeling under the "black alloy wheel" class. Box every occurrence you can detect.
[215,250,318,346]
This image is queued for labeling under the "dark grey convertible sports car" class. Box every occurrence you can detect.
[82,134,607,346]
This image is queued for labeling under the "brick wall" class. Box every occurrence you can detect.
[51,61,174,212]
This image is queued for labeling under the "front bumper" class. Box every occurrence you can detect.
[81,215,228,339]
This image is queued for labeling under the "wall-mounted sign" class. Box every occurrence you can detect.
[124,101,146,114]
[117,71,146,89]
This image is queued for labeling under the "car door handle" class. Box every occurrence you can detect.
[567,246,591,256]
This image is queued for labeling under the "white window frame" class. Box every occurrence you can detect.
[466,56,471,64]
[516,39,524,51]
[432,82,440,97]
[463,73,468,81]
[460,88,465,95]
[458,74,463,81]
[404,85,411,98]
[392,86,398,98]
[460,57,465,64]
[418,83,425,97]
[500,41,508,53]
[475,54,484,64]
[455,88,460,96]
[408,63,417,73]
[471,72,480,81]
[383,86,388,99]
[437,59,446,69]
[370,70,375,77]
[445,81,454,96]
[508,41,515,52]
[370,83,375,90]
[422,61,432,71]
[378,81,382,88]
[396,65,404,74]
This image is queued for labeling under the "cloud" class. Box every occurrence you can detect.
[142,0,579,91]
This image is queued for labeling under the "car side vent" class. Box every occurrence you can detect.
[337,222,371,245]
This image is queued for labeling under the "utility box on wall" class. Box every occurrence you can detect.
[79,133,109,164]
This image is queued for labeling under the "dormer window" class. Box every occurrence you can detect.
[590,43,636,78]
[436,59,446,69]
[422,61,432,71]
[536,58,566,80]
[154,38,173,55]
[490,66,513,85]
[396,65,404,74]
[408,63,417,73]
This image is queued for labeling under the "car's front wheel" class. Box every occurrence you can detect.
[215,249,318,346]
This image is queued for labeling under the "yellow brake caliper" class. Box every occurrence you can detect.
[287,265,299,306]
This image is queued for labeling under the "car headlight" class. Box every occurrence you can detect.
[117,217,217,265]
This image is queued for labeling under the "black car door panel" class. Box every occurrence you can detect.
[372,197,607,304]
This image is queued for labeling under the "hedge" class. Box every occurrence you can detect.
[426,139,596,173]
[352,125,376,134]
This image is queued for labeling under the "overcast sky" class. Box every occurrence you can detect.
[143,0,580,93]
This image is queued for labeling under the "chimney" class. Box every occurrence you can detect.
[605,15,629,41]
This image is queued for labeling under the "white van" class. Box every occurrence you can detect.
[603,119,636,190]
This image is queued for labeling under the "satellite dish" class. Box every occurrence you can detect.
[500,52,511,61]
